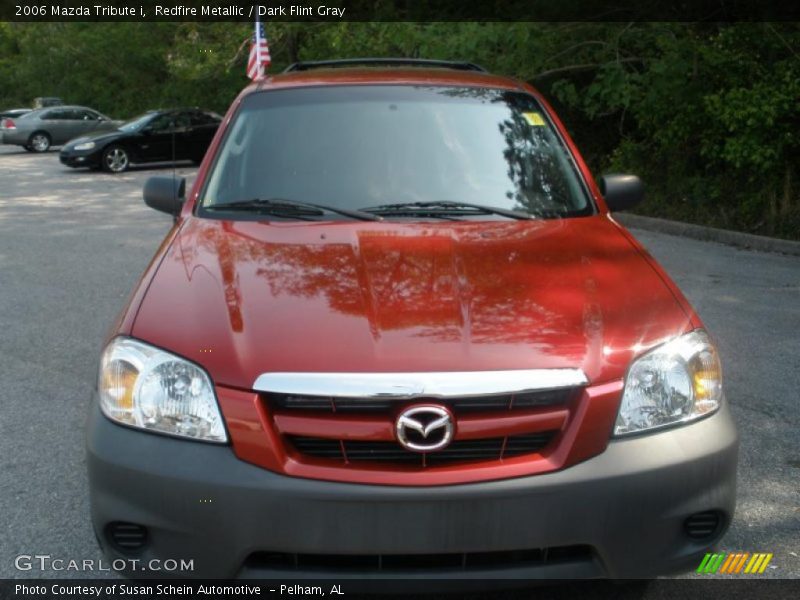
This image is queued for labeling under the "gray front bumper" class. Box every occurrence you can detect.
[86,402,738,580]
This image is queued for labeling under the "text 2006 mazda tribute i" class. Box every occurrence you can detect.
[87,59,738,580]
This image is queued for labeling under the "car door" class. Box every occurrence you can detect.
[186,111,222,161]
[61,109,94,143]
[39,108,73,144]
[134,113,178,162]
[169,112,193,160]
[93,111,119,133]
[72,109,105,136]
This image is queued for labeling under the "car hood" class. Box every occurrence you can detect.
[65,128,124,147]
[131,215,692,389]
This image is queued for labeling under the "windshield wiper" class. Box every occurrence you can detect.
[205,198,383,222]
[359,201,533,220]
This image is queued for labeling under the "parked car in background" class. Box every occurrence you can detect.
[0,109,32,141]
[60,108,222,173]
[1,106,119,152]
[32,97,64,109]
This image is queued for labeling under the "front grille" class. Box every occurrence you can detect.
[288,431,557,466]
[244,545,594,573]
[268,388,575,413]
[267,385,578,471]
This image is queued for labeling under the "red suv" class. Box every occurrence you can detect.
[87,59,738,580]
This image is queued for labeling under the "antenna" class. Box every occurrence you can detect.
[171,114,176,197]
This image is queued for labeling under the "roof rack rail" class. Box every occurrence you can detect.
[283,58,488,74]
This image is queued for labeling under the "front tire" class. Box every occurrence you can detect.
[28,132,51,153]
[102,145,129,173]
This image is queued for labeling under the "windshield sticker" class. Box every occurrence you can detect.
[522,112,546,126]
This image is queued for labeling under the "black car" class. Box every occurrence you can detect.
[59,108,222,173]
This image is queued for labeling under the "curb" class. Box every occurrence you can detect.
[614,213,800,257]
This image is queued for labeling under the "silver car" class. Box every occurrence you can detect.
[1,106,120,152]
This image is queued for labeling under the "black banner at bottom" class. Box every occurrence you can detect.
[2,579,800,600]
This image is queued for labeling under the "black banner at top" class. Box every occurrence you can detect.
[4,0,800,22]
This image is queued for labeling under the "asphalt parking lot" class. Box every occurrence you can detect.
[0,144,798,586]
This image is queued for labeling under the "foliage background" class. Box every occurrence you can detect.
[1,22,798,239]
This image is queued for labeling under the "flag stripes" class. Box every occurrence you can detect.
[247,19,271,80]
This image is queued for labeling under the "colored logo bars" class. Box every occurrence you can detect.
[697,552,773,574]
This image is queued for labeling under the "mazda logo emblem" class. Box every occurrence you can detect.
[395,405,454,452]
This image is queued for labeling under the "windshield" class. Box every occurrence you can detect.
[119,113,156,132]
[200,85,593,219]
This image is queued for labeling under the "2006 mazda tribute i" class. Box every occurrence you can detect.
[87,59,738,580]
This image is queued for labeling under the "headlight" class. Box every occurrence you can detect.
[74,141,95,151]
[98,337,227,442]
[615,330,722,436]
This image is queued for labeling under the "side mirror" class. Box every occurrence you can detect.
[599,174,644,212]
[144,176,185,217]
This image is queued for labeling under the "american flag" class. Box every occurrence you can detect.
[246,18,271,80]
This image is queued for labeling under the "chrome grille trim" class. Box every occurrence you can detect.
[253,369,588,398]
[267,388,576,413]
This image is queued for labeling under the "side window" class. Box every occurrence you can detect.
[174,113,192,129]
[42,109,68,120]
[190,112,218,126]
[147,114,174,132]
[76,110,98,121]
